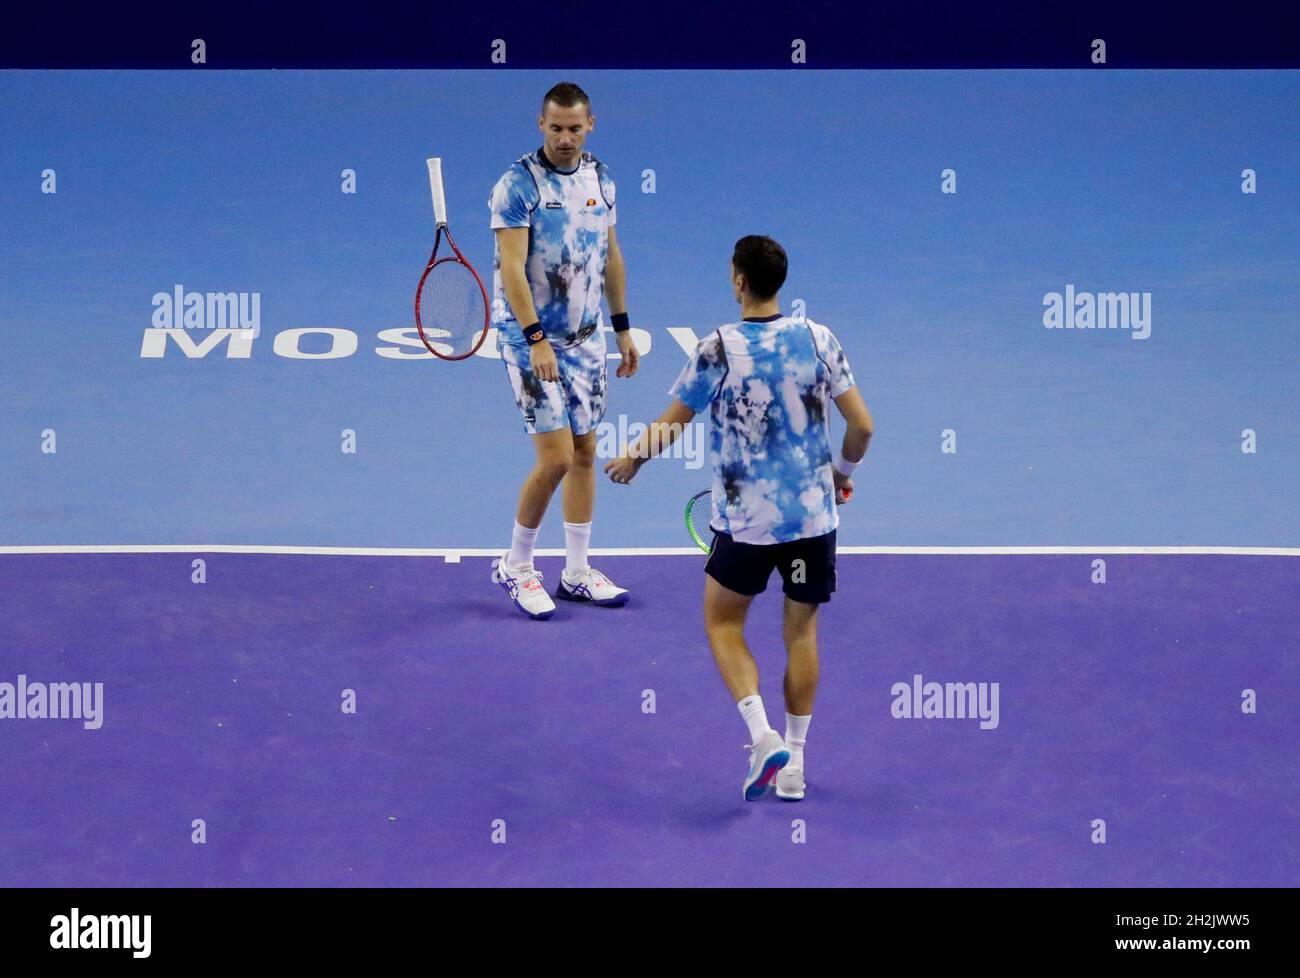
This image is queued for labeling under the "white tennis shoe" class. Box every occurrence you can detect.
[742,731,790,802]
[774,766,806,801]
[491,556,556,620]
[554,566,629,607]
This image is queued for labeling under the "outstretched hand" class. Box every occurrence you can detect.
[605,454,643,485]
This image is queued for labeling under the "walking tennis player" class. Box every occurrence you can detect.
[604,235,874,802]
[487,82,640,620]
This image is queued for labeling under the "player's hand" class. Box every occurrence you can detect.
[530,340,559,382]
[833,471,854,505]
[604,453,643,485]
[614,329,639,378]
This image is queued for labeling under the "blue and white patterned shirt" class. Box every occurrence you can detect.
[488,148,616,350]
[669,315,856,545]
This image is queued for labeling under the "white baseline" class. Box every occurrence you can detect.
[0,545,1296,560]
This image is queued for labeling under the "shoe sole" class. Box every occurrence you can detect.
[554,584,629,607]
[743,748,790,802]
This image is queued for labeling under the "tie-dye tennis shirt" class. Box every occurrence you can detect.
[669,315,857,545]
[487,148,616,351]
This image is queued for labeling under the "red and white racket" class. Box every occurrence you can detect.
[414,157,490,360]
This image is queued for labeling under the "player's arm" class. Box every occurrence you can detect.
[605,226,638,378]
[831,386,874,501]
[604,399,695,484]
[496,226,558,381]
[495,227,538,325]
[605,226,627,320]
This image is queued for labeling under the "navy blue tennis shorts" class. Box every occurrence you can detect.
[705,529,837,605]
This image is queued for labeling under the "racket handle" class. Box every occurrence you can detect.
[427,157,448,226]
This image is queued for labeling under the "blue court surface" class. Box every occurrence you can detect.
[1,70,1296,887]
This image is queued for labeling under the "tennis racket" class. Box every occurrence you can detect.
[685,489,716,554]
[414,157,490,360]
[685,484,854,554]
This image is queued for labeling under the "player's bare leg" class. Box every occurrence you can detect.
[776,597,819,800]
[491,429,572,620]
[556,429,628,606]
[705,575,788,799]
[704,575,760,700]
[516,429,575,529]
[561,430,596,523]
[782,597,819,716]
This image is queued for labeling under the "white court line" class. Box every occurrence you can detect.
[0,545,1296,557]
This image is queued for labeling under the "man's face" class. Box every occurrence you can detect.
[538,102,593,168]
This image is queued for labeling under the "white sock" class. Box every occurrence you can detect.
[508,520,540,570]
[738,694,774,744]
[564,521,592,577]
[785,712,811,771]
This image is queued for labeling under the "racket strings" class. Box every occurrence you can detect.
[688,492,715,550]
[418,260,487,357]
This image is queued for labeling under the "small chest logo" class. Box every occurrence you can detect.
[545,201,563,209]
[586,198,597,206]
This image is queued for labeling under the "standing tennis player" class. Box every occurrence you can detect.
[605,236,874,802]
[488,82,639,620]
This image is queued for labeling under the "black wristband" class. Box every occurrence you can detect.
[523,322,546,346]
[610,312,631,333]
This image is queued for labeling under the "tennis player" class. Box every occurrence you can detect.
[604,236,874,802]
[487,82,639,620]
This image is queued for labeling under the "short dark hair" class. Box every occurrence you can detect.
[542,82,590,115]
[731,235,788,299]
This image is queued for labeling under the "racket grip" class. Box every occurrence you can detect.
[427,157,448,226]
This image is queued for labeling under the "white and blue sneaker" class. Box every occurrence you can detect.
[775,766,806,801]
[491,556,556,620]
[742,731,790,802]
[554,566,629,607]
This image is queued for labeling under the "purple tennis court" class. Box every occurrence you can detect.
[1,551,1294,887]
